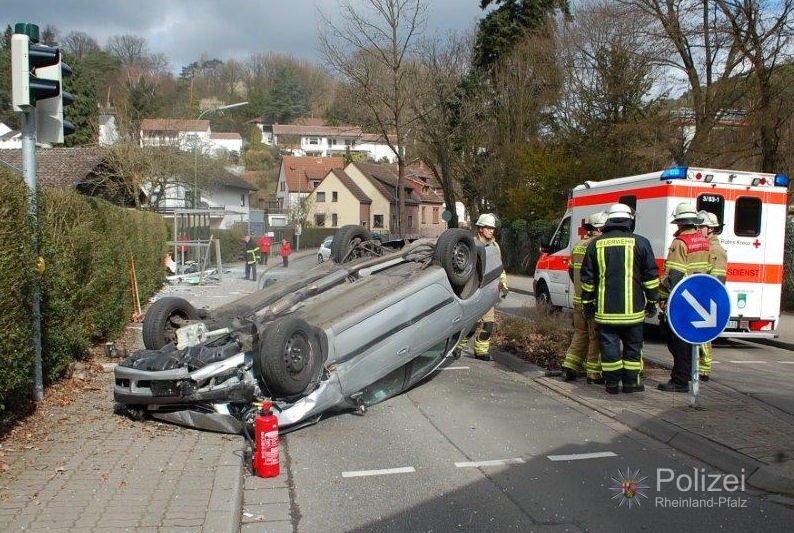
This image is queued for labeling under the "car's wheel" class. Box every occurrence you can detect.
[434,229,476,288]
[331,225,370,263]
[256,317,323,397]
[142,297,199,350]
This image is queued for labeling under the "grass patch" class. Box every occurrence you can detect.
[493,306,574,370]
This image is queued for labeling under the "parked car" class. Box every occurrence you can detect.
[114,225,503,433]
[317,235,333,263]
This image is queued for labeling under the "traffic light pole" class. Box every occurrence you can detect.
[21,109,45,401]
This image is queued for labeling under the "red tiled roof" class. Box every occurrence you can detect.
[350,161,420,205]
[211,132,242,140]
[273,124,363,137]
[282,156,344,192]
[330,168,371,203]
[0,146,108,188]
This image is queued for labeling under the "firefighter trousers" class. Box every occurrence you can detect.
[699,342,712,375]
[562,305,602,379]
[596,323,644,387]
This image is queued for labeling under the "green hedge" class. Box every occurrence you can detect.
[1,170,168,430]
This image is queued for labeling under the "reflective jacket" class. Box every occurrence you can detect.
[708,234,728,283]
[569,234,594,305]
[580,223,659,325]
[660,227,711,299]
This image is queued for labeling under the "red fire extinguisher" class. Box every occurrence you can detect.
[253,401,280,478]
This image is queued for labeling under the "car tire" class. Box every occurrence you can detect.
[331,225,370,263]
[256,317,323,397]
[434,228,477,289]
[534,282,559,311]
[142,297,199,350]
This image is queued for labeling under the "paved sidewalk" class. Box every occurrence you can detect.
[504,273,794,498]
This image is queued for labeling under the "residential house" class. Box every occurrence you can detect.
[210,132,243,159]
[405,162,469,227]
[139,118,211,151]
[276,156,344,218]
[0,122,21,150]
[309,168,372,229]
[255,118,399,163]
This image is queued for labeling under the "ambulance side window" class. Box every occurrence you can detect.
[735,197,762,237]
[618,195,637,212]
[547,216,571,254]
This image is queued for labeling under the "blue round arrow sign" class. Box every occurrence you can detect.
[667,274,731,344]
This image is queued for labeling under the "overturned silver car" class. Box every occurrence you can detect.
[114,225,503,433]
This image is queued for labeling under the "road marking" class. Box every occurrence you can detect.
[547,451,617,461]
[443,366,470,370]
[455,458,525,468]
[779,361,794,364]
[728,361,768,364]
[342,467,415,478]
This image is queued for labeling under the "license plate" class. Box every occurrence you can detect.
[727,320,738,329]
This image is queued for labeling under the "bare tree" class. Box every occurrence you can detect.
[616,0,749,165]
[319,0,427,238]
[714,0,794,172]
[62,31,101,59]
[106,34,149,68]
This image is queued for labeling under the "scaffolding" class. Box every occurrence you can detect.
[169,209,224,282]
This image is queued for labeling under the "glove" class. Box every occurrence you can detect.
[498,280,509,299]
[645,301,657,319]
[582,303,595,320]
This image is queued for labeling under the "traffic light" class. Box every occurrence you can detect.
[10,23,74,144]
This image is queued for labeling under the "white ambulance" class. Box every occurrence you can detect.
[534,166,790,338]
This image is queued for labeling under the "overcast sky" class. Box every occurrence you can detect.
[3,1,488,72]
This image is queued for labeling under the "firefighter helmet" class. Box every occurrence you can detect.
[606,203,634,220]
[475,213,497,228]
[670,202,702,225]
[588,211,609,228]
[702,211,721,228]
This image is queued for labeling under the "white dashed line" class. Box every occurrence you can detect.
[547,451,617,461]
[443,366,470,370]
[728,361,768,364]
[455,458,525,468]
[342,467,416,478]
[778,361,794,364]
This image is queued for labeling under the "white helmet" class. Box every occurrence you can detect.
[702,211,721,228]
[588,211,609,228]
[475,213,497,228]
[670,202,701,225]
[606,203,634,220]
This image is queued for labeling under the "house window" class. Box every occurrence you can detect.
[280,181,285,191]
[329,137,337,145]
[433,207,440,224]
[332,191,338,202]
[373,215,384,228]
[317,192,326,202]
[421,206,427,224]
[408,215,414,229]
[241,193,246,207]
[332,213,338,227]
[315,214,326,227]
[308,137,320,145]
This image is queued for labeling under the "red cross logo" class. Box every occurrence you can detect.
[753,239,761,248]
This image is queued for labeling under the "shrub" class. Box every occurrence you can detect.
[493,306,573,369]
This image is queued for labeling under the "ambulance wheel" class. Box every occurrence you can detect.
[534,282,559,311]
[142,297,199,350]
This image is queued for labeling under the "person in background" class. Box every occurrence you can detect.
[561,211,607,384]
[456,213,508,361]
[242,234,259,281]
[258,232,273,265]
[697,211,728,382]
[580,203,659,394]
[279,238,293,267]
[657,203,711,392]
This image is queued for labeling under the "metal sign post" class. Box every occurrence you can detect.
[667,274,731,407]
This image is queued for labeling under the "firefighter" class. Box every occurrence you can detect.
[658,203,712,392]
[697,211,727,381]
[242,234,260,281]
[457,213,508,361]
[580,203,659,394]
[561,211,608,383]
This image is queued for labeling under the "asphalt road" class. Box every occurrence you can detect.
[257,253,794,532]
